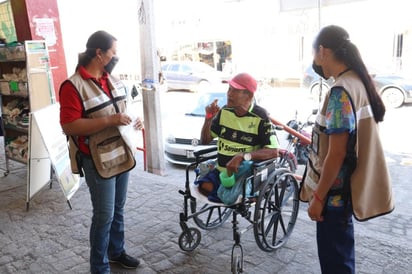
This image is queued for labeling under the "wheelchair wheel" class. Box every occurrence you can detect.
[192,203,233,230]
[178,227,201,251]
[231,244,244,274]
[277,150,297,173]
[253,168,299,252]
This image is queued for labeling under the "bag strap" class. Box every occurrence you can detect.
[69,135,84,177]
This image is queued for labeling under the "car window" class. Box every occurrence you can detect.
[193,62,214,73]
[180,64,193,73]
[168,64,179,72]
[186,93,227,116]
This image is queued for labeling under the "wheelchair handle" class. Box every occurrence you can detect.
[193,146,217,157]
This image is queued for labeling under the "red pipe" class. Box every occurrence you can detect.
[270,117,311,145]
[136,128,147,171]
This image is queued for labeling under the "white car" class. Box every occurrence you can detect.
[164,91,227,165]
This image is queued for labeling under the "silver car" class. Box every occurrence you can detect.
[161,61,229,92]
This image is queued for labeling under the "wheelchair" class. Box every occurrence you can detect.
[178,147,300,273]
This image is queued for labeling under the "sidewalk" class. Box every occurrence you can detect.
[0,146,411,273]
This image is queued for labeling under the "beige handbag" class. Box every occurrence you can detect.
[88,127,136,178]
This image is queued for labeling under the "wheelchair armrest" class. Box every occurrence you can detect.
[252,157,277,168]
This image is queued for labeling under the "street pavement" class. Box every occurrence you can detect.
[1,88,412,273]
[0,136,411,274]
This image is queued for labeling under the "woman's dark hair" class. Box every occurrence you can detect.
[76,30,117,70]
[313,25,385,122]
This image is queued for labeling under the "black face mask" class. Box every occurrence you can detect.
[312,61,327,79]
[104,56,119,74]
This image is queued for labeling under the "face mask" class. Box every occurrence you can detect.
[104,56,119,74]
[312,61,327,79]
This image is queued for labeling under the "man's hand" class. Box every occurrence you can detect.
[225,153,244,176]
[201,99,220,144]
[205,99,220,119]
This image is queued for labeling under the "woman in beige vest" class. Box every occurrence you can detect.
[302,25,393,273]
[59,31,142,274]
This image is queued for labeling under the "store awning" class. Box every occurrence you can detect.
[280,0,366,11]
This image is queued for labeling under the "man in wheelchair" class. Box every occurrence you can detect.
[199,72,279,204]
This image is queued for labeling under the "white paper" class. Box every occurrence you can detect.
[118,106,142,155]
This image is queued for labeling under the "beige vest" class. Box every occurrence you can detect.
[67,73,136,178]
[301,71,394,221]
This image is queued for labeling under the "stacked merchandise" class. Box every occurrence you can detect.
[0,42,25,61]
[2,96,29,162]
[1,78,29,161]
[2,97,29,127]
[5,135,28,162]
[0,67,28,96]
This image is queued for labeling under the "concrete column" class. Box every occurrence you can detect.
[139,0,165,175]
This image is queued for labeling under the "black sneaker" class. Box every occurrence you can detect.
[109,252,140,269]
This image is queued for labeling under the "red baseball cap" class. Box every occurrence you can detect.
[227,72,257,93]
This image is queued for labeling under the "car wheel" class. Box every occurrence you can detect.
[381,87,404,108]
[196,80,211,93]
[310,82,329,102]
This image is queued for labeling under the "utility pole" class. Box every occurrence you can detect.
[317,0,324,106]
[138,0,165,175]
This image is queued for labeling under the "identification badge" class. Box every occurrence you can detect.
[312,130,319,155]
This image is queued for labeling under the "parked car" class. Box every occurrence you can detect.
[372,73,412,108]
[161,61,229,92]
[302,65,412,108]
[301,65,334,100]
[164,90,228,165]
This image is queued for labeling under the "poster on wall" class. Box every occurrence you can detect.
[25,40,56,105]
[30,103,81,205]
[33,18,57,46]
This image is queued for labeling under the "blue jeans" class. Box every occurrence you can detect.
[81,155,129,274]
[317,201,355,274]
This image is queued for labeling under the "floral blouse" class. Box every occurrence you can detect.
[324,87,356,207]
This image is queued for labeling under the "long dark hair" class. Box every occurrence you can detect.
[313,25,385,122]
[76,30,117,70]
